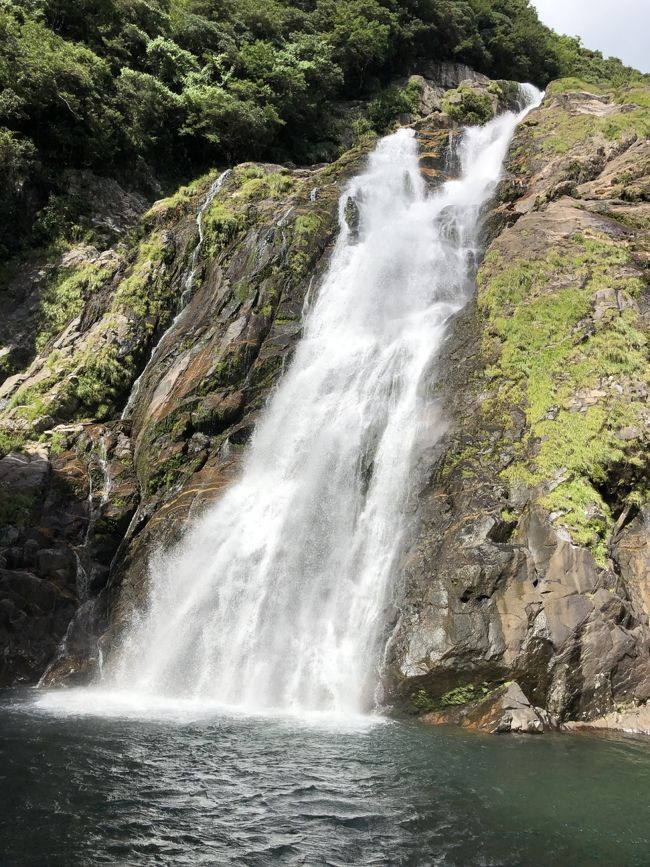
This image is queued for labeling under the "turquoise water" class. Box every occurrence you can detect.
[1,690,649,866]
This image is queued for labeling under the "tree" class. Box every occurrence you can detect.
[181,83,281,159]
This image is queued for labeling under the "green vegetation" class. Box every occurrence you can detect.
[1,0,646,256]
[201,201,245,258]
[411,682,496,713]
[234,169,294,201]
[443,85,494,125]
[36,260,112,351]
[549,107,649,156]
[72,346,135,420]
[0,491,36,526]
[114,231,174,322]
[478,234,649,562]
[368,79,422,132]
[0,430,27,457]
[290,212,323,276]
[146,451,186,494]
[553,35,648,88]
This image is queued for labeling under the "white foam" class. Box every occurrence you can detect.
[33,687,386,732]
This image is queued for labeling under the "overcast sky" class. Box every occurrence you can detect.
[531,0,650,73]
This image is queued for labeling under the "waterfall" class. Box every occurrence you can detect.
[108,88,542,716]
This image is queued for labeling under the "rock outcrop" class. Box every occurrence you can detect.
[565,704,650,736]
[385,81,650,730]
[421,681,555,734]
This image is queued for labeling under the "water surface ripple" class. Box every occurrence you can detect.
[1,692,649,866]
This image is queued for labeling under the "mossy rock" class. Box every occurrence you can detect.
[443,85,494,126]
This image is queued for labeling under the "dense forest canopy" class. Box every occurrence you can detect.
[0,0,645,254]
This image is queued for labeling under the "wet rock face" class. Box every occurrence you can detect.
[105,157,366,646]
[0,448,82,684]
[565,704,650,736]
[385,82,650,728]
[0,427,139,685]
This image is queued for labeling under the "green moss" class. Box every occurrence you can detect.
[36,260,111,352]
[237,165,265,182]
[410,689,436,712]
[114,231,174,321]
[202,200,246,258]
[72,345,134,419]
[235,171,294,201]
[546,78,607,96]
[440,683,493,706]
[0,492,36,526]
[410,682,497,713]
[289,211,323,276]
[0,431,27,459]
[478,234,649,561]
[527,82,650,157]
[7,375,56,413]
[147,452,186,494]
[248,351,285,391]
[196,343,258,396]
[443,86,494,125]
[15,395,49,423]
[145,170,225,225]
[48,430,67,455]
[615,87,650,110]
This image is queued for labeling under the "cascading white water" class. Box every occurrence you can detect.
[108,88,542,717]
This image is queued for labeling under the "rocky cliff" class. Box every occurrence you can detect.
[0,70,648,732]
[385,80,650,732]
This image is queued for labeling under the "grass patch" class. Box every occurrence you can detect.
[289,211,323,276]
[234,170,294,201]
[202,200,246,258]
[114,231,174,322]
[528,81,650,156]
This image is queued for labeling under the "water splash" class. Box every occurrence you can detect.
[106,89,542,716]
